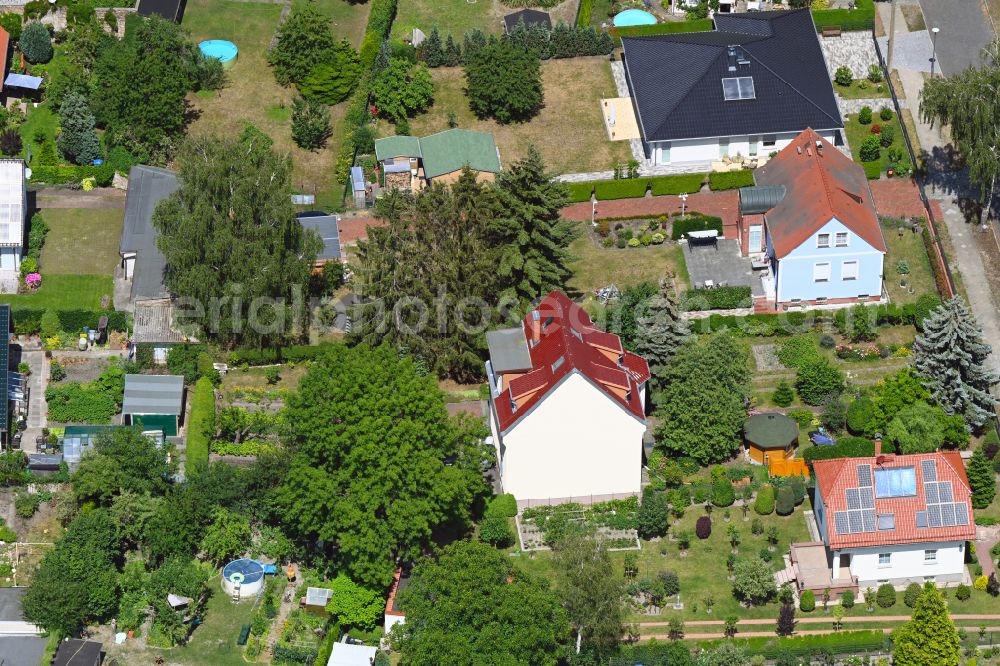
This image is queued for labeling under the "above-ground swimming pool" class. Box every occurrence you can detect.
[221,558,264,599]
[199,40,239,68]
[613,8,658,27]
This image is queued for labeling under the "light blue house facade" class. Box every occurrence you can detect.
[739,129,887,309]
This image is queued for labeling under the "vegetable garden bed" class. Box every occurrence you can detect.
[516,498,640,551]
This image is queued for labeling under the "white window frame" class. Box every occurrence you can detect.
[878,552,891,567]
[835,232,849,247]
[841,260,859,282]
[817,233,831,248]
[813,262,831,283]
[924,549,937,563]
[762,134,777,148]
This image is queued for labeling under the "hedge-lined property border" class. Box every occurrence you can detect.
[564,174,706,203]
[185,377,215,475]
[11,309,129,336]
[29,164,115,186]
[708,169,754,191]
[695,630,887,659]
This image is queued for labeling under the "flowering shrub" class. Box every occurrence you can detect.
[870,124,882,134]
[835,343,907,362]
[24,272,41,288]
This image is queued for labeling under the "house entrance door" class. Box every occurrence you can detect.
[839,553,850,571]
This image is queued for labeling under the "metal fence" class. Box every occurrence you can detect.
[871,26,957,299]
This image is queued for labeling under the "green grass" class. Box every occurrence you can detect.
[301,0,372,45]
[567,235,688,296]
[406,59,632,175]
[834,80,891,100]
[392,0,496,40]
[0,274,112,309]
[39,208,124,276]
[19,103,58,165]
[881,221,936,304]
[844,113,912,177]
[220,363,309,394]
[265,104,291,122]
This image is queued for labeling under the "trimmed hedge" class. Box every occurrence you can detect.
[921,226,951,297]
[227,342,340,366]
[802,436,875,468]
[576,0,591,27]
[708,169,754,191]
[11,308,128,336]
[565,182,594,203]
[680,285,752,311]
[186,377,215,475]
[594,179,648,200]
[29,164,115,186]
[671,214,723,240]
[861,160,881,180]
[611,19,713,43]
[695,630,887,660]
[650,173,705,196]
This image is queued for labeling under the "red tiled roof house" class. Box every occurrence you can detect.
[485,292,650,508]
[737,128,887,310]
[797,447,974,594]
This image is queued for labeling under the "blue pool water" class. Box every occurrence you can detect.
[613,8,658,27]
[199,39,239,63]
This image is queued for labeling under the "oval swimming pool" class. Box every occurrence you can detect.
[199,40,239,68]
[613,8,658,27]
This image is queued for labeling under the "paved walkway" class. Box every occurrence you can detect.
[562,190,739,227]
[20,351,47,452]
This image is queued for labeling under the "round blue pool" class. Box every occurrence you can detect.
[199,40,239,68]
[221,559,264,597]
[613,8,658,27]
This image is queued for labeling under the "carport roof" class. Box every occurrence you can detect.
[122,374,184,416]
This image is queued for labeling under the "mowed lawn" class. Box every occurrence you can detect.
[406,58,633,174]
[182,0,362,209]
[568,235,688,296]
[0,274,112,309]
[296,0,371,45]
[39,208,123,275]
[392,0,502,40]
[881,221,935,304]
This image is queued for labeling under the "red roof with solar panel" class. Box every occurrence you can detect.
[488,291,649,434]
[812,448,974,549]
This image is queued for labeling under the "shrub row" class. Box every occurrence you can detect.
[831,295,941,334]
[861,160,881,180]
[671,214,723,240]
[696,630,887,660]
[708,169,754,191]
[569,174,705,202]
[12,308,129,336]
[186,377,215,475]
[29,164,115,187]
[576,0,591,27]
[802,436,875,468]
[610,18,713,43]
[680,285,752,311]
[227,342,340,366]
[921,226,952,298]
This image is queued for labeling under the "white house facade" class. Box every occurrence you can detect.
[0,159,27,293]
[806,448,974,591]
[648,128,839,166]
[485,291,650,508]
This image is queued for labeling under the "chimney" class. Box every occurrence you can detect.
[530,310,541,345]
[874,436,882,456]
[815,140,823,155]
[805,145,812,156]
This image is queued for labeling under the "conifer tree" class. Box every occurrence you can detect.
[968,447,996,509]
[421,27,444,67]
[892,584,960,666]
[444,34,461,66]
[491,146,577,307]
[912,296,998,428]
[634,283,688,395]
[56,92,101,165]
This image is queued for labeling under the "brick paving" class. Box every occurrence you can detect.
[337,213,384,244]
[869,178,927,219]
[561,190,739,229]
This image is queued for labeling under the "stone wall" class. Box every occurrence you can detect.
[3,5,137,37]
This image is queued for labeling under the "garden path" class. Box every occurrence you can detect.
[264,575,297,659]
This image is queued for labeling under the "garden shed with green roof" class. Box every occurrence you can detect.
[374,129,502,191]
[743,412,798,465]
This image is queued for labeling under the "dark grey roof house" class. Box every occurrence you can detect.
[52,638,103,666]
[119,165,179,305]
[620,9,843,167]
[137,0,186,22]
[296,212,342,264]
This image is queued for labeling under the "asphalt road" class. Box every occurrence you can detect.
[918,0,996,75]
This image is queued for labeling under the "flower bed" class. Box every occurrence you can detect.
[835,343,910,362]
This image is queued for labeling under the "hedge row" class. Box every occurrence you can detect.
[611,18,713,43]
[12,308,129,336]
[565,182,595,203]
[650,173,705,196]
[358,0,397,71]
[921,226,952,297]
[680,285,752,311]
[565,174,705,203]
[227,342,340,366]
[671,214,723,240]
[594,179,648,200]
[185,377,215,475]
[697,630,887,659]
[802,436,875,468]
[576,0,591,27]
[708,169,754,191]
[29,164,115,187]
[861,160,881,180]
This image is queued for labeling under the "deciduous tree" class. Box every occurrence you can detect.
[553,535,627,657]
[324,575,384,631]
[199,507,252,564]
[290,96,332,150]
[267,5,337,85]
[297,41,360,104]
[885,400,968,454]
[277,345,489,588]
[372,59,434,122]
[913,296,998,428]
[393,540,570,665]
[153,136,321,348]
[732,557,775,606]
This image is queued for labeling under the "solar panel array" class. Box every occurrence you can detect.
[835,466,879,534]
[916,460,968,529]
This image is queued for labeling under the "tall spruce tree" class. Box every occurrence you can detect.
[491,146,577,307]
[892,584,960,666]
[634,282,688,395]
[421,27,444,67]
[56,92,101,165]
[912,296,998,428]
[968,447,996,509]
